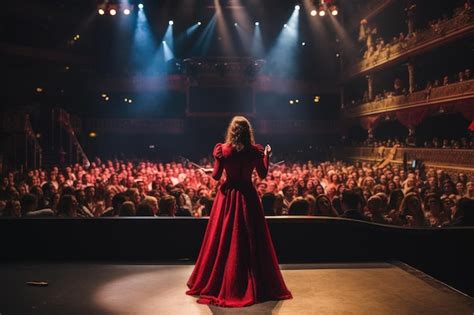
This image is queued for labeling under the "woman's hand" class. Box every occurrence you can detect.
[264,144,272,156]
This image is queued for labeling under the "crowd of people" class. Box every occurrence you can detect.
[1,156,473,227]
[349,67,472,108]
[353,136,474,150]
[359,1,472,61]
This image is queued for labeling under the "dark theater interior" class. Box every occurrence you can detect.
[1,0,473,313]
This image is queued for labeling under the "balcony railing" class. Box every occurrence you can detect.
[337,146,474,177]
[347,8,474,78]
[344,79,474,117]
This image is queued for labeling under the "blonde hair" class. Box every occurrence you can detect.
[224,116,255,151]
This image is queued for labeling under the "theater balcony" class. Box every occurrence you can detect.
[343,79,474,118]
[345,8,474,80]
[337,146,474,178]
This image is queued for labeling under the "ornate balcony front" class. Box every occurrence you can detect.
[344,80,474,118]
[337,146,474,177]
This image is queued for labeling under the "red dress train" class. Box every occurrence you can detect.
[186,143,292,307]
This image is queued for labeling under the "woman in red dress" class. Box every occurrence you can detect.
[186,116,292,307]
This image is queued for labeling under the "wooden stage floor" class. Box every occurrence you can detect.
[0,262,472,314]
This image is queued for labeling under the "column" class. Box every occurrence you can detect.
[407,61,415,94]
[367,74,374,101]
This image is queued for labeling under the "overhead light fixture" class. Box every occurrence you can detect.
[98,8,105,15]
[319,10,326,17]
[197,21,202,25]
[138,3,144,9]
[123,9,131,15]
[295,5,300,10]
[330,5,338,16]
[169,20,174,25]
[310,10,317,16]
[255,22,259,26]
[109,8,117,16]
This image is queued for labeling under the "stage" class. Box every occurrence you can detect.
[0,262,472,314]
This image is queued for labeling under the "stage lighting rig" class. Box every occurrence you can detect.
[310,0,338,17]
[97,2,133,16]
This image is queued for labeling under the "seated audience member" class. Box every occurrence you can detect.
[440,194,457,221]
[451,198,474,226]
[143,196,159,216]
[399,192,428,227]
[312,195,338,217]
[102,194,128,217]
[262,192,276,216]
[288,197,310,215]
[136,202,154,216]
[465,181,474,198]
[119,201,136,217]
[56,195,78,218]
[273,194,285,215]
[75,189,94,217]
[281,185,295,214]
[21,193,54,217]
[424,193,450,226]
[197,196,213,217]
[304,194,316,216]
[340,190,367,221]
[158,195,176,217]
[170,188,192,217]
[366,195,391,224]
[2,200,22,218]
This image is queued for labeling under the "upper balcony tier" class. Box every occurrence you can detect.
[345,8,474,80]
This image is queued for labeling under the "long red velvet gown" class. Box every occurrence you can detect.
[186,143,292,307]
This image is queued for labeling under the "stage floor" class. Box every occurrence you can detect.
[0,262,472,314]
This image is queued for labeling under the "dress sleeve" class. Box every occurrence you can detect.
[212,143,224,181]
[255,144,269,179]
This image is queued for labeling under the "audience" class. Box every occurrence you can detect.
[0,157,472,228]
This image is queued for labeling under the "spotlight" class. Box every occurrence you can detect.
[295,99,299,103]
[319,10,326,17]
[197,21,202,25]
[101,93,107,98]
[295,5,300,10]
[330,6,338,16]
[289,100,294,104]
[255,22,259,26]
[314,96,320,103]
[336,53,340,57]
[138,3,144,9]
[110,9,117,16]
[123,9,131,15]
[124,98,128,102]
[234,22,238,27]
[89,132,97,138]
[105,97,110,101]
[98,8,105,15]
[284,24,288,28]
[128,99,132,103]
[36,87,43,93]
[162,40,166,44]
[169,20,174,25]
[310,10,317,16]
[301,42,306,46]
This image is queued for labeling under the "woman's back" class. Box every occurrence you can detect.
[213,143,267,182]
